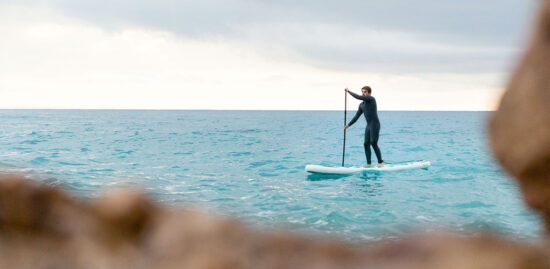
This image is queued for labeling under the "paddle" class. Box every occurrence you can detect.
[342,89,347,166]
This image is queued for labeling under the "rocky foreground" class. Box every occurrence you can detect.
[0,177,549,269]
[1,0,550,268]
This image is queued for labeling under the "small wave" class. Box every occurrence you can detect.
[259,172,279,177]
[30,157,49,165]
[88,168,115,172]
[219,129,262,134]
[114,149,134,155]
[404,146,425,152]
[21,139,44,145]
[0,161,18,168]
[249,160,273,168]
[229,152,252,157]
[58,161,86,166]
[240,129,262,133]
[452,201,495,209]
[327,211,353,223]
[10,147,31,151]
[174,152,193,155]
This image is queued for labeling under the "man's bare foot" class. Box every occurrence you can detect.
[376,163,384,167]
[364,164,373,167]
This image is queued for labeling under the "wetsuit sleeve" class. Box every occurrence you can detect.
[348,90,374,102]
[347,105,363,127]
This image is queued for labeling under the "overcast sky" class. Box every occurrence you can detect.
[0,0,537,110]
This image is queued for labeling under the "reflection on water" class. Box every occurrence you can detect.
[305,167,383,181]
[360,171,381,180]
[306,173,351,181]
[355,180,384,197]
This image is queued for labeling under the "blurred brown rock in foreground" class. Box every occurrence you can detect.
[490,0,550,230]
[1,177,550,269]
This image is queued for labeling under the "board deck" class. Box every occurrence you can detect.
[305,160,430,174]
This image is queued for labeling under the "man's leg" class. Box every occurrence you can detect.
[370,124,383,165]
[364,127,372,166]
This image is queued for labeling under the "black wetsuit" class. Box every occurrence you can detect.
[347,91,383,164]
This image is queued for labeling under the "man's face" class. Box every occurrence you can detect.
[362,89,368,96]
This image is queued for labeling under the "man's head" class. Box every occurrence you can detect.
[361,86,372,96]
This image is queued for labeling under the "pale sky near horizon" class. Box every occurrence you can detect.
[0,1,537,110]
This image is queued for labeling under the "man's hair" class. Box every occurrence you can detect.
[361,86,372,93]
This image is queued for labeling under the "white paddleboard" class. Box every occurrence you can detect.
[305,160,430,174]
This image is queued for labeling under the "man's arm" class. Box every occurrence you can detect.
[346,105,363,128]
[348,90,374,102]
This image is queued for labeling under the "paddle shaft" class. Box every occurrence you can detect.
[342,91,347,166]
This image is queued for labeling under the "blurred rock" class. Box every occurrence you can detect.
[91,190,158,244]
[1,177,550,268]
[489,0,550,230]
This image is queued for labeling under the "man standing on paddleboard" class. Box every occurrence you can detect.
[344,86,384,167]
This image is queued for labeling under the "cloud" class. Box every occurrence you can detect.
[2,0,536,73]
[236,22,519,73]
[0,3,522,110]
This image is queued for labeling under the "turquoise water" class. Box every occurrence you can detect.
[0,110,541,241]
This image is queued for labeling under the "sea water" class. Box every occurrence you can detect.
[0,110,541,241]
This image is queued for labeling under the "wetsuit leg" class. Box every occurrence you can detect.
[364,126,372,165]
[370,122,383,163]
